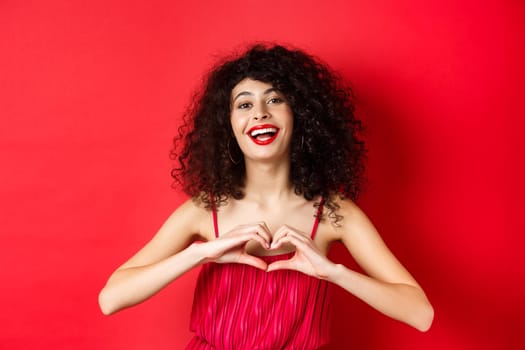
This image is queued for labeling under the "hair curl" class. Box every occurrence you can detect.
[171,44,366,224]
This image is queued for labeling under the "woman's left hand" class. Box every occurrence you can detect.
[266,225,336,279]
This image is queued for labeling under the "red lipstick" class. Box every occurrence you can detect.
[247,124,280,145]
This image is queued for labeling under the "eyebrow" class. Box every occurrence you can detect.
[232,87,279,102]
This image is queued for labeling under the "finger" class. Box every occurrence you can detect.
[271,226,308,249]
[271,225,286,242]
[253,222,272,245]
[272,234,310,253]
[267,259,295,272]
[271,226,291,248]
[237,254,268,270]
[267,255,319,278]
[274,225,309,241]
[227,224,272,247]
[215,232,267,255]
[234,232,270,250]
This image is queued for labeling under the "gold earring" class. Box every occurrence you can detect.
[228,138,242,165]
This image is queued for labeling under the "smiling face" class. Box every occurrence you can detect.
[230,78,294,163]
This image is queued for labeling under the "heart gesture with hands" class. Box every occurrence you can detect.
[266,225,335,279]
[202,222,272,271]
[203,222,333,280]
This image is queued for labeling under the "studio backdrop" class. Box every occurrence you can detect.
[0,0,523,349]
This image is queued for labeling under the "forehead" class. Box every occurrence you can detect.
[231,78,275,97]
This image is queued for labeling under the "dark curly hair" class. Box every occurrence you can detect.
[171,44,366,224]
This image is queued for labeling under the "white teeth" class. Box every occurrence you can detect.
[250,128,277,137]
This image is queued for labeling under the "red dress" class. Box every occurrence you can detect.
[186,200,332,349]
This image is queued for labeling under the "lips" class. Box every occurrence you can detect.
[247,124,280,145]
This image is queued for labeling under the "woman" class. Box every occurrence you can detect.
[99,44,434,349]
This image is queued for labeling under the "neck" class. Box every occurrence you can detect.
[243,158,294,202]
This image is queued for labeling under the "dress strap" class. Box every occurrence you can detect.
[310,197,325,239]
[210,194,219,238]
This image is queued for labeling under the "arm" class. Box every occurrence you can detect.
[328,199,434,331]
[98,199,205,315]
[268,199,434,332]
[98,199,272,315]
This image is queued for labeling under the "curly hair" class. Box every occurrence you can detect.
[171,44,366,224]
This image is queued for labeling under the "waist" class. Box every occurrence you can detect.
[189,262,333,349]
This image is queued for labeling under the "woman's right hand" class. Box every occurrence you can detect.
[199,222,272,270]
[99,201,275,315]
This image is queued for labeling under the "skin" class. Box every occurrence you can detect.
[99,79,434,332]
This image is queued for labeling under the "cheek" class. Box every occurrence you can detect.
[230,111,250,130]
[285,110,294,129]
[229,117,244,137]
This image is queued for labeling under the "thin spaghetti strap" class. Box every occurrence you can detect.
[210,194,219,238]
[310,197,325,239]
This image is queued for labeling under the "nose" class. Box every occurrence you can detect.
[253,105,270,121]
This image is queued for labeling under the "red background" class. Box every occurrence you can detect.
[1,0,523,349]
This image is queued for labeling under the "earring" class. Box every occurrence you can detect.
[228,138,242,165]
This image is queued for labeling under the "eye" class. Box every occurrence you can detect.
[268,97,283,104]
[237,102,252,109]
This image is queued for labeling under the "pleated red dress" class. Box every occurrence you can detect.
[187,200,332,349]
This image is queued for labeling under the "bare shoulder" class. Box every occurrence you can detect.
[321,196,366,241]
[117,197,212,270]
[329,196,384,245]
[163,197,211,238]
[334,198,372,238]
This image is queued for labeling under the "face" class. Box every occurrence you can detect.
[230,78,294,163]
